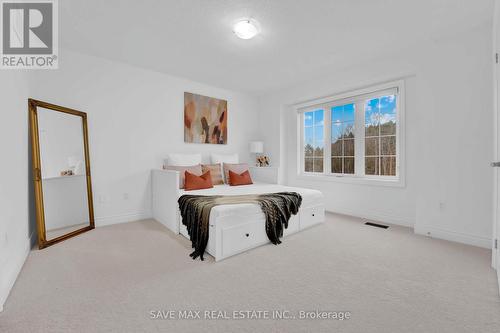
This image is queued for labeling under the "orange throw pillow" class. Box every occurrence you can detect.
[228,170,253,186]
[184,170,214,191]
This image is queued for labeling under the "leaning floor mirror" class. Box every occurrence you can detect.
[29,99,95,249]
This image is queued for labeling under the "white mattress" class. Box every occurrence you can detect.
[178,182,323,219]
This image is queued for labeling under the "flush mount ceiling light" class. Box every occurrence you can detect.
[233,19,260,39]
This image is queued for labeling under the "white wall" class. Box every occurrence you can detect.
[30,49,260,226]
[258,22,493,248]
[1,48,260,310]
[0,71,33,311]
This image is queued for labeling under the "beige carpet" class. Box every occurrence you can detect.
[1,213,499,333]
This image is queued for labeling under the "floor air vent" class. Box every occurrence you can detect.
[364,222,389,229]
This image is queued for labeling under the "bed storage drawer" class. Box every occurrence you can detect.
[300,205,324,230]
[221,221,268,257]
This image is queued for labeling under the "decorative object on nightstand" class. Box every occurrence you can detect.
[256,155,269,167]
[249,141,264,166]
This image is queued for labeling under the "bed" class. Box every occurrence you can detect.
[152,169,324,261]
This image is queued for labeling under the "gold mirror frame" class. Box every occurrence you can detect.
[29,99,95,249]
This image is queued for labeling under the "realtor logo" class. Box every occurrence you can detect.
[1,0,58,69]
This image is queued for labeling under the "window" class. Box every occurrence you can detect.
[298,81,404,185]
[365,96,397,176]
[331,103,355,174]
[304,109,324,173]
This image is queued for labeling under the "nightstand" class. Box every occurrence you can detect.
[248,166,279,184]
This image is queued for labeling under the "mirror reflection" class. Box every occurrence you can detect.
[36,106,91,241]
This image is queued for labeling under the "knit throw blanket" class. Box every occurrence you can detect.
[178,192,302,260]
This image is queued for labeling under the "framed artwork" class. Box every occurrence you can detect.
[184,92,227,144]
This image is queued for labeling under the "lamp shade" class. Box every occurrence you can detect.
[250,141,264,153]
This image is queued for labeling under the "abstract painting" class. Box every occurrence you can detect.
[184,92,227,144]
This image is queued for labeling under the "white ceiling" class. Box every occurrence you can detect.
[61,0,493,95]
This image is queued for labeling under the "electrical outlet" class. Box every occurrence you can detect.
[98,195,110,204]
[123,193,129,200]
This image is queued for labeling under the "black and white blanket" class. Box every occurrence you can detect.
[177,192,302,260]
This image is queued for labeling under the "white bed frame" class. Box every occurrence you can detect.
[152,167,324,261]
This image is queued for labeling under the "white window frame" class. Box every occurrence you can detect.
[296,80,405,187]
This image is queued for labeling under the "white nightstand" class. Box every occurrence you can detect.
[248,166,280,184]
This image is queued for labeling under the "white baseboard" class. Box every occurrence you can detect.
[327,208,414,228]
[0,231,34,312]
[414,224,491,249]
[493,249,497,269]
[497,273,500,297]
[329,209,491,249]
[95,211,152,227]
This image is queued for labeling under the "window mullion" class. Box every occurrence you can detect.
[378,102,381,176]
[312,121,316,172]
[324,106,331,175]
[354,101,364,177]
[300,113,305,173]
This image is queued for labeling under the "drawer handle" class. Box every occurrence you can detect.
[245,233,249,237]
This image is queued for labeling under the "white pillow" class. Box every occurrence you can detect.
[211,153,239,164]
[165,153,202,167]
